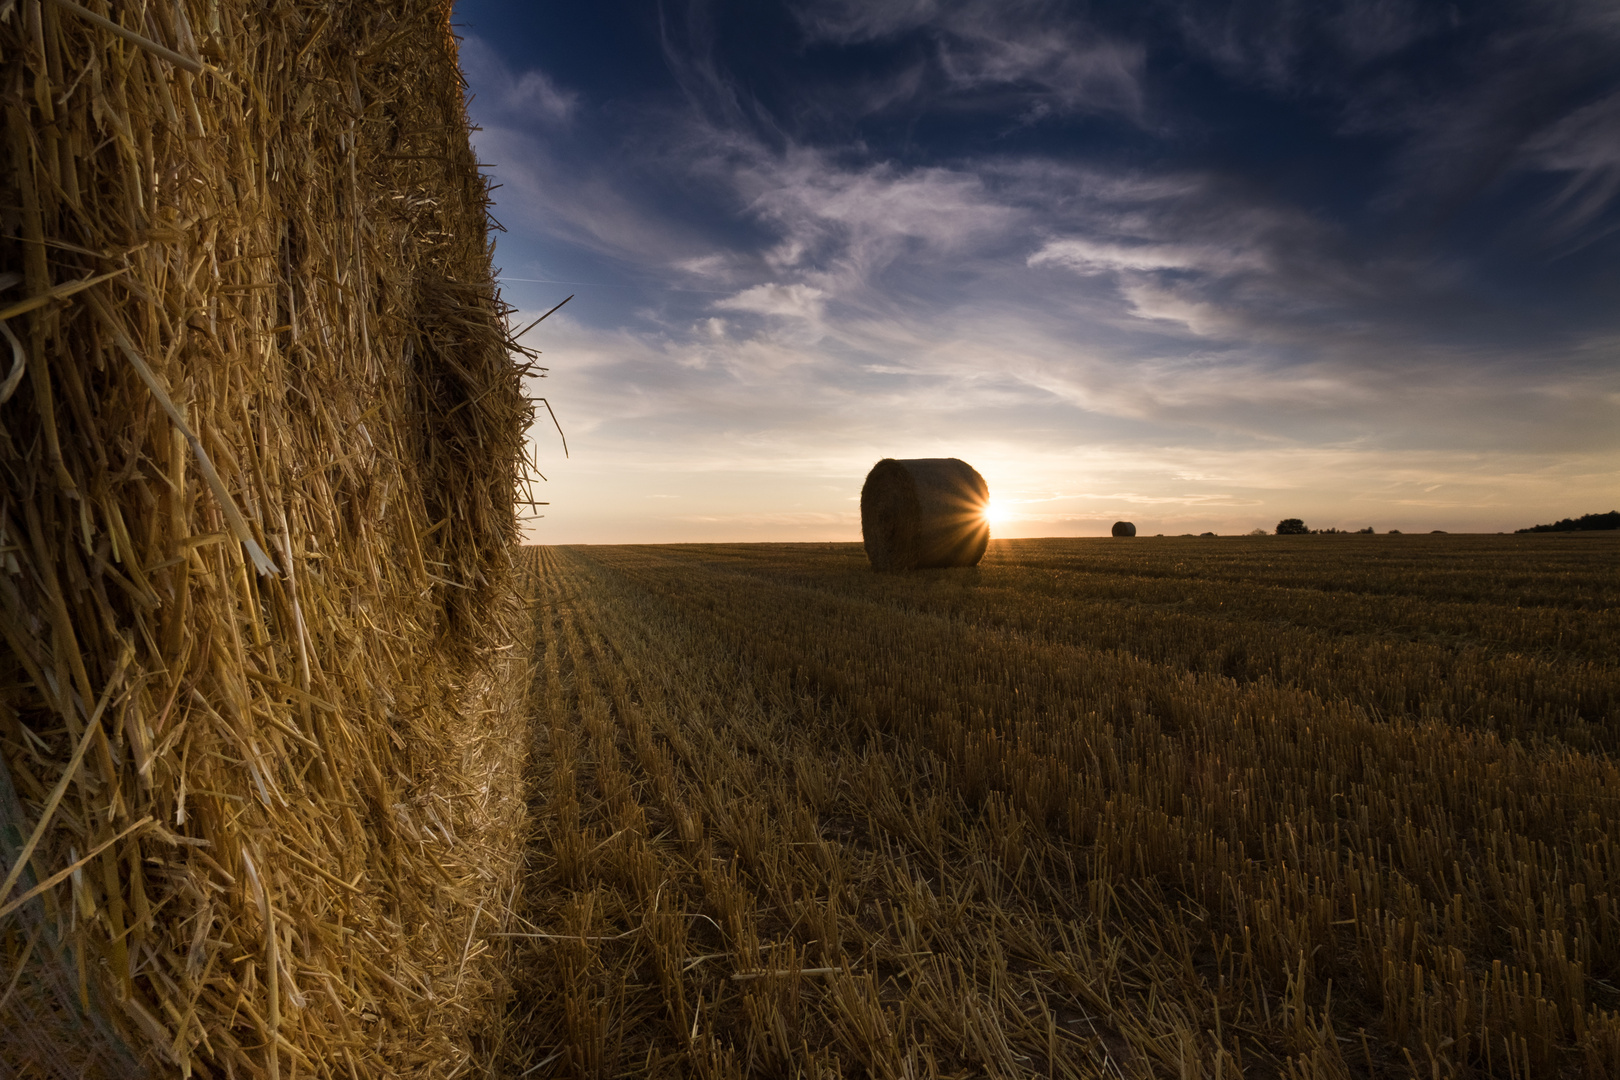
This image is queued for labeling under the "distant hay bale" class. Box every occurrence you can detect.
[1,3,533,1077]
[1112,521,1137,537]
[861,458,990,571]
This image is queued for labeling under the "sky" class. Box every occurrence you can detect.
[454,0,1620,543]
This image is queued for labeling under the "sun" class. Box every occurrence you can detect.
[982,500,1011,526]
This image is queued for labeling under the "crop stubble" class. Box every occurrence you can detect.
[504,535,1619,1078]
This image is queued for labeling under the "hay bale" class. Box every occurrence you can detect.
[861,458,990,570]
[1112,521,1137,537]
[1,3,533,1077]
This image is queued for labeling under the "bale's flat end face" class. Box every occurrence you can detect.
[861,458,920,571]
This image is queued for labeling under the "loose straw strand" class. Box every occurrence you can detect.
[86,290,279,576]
[42,0,205,74]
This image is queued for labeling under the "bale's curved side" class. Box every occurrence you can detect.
[0,4,530,1077]
[1112,521,1137,537]
[861,458,990,570]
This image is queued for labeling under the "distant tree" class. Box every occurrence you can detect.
[1388,529,1401,535]
[1276,518,1308,535]
[1516,510,1620,533]
[1357,527,1375,534]
[1247,528,1267,535]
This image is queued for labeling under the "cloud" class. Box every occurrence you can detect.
[469,122,710,269]
[1523,88,1620,241]
[460,37,578,124]
[714,152,1026,310]
[1028,237,1263,275]
[934,28,1145,118]
[716,282,828,321]
[792,0,1146,121]
[789,0,939,43]
[1169,0,1448,90]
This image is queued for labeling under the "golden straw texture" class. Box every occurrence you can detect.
[1,1,533,1075]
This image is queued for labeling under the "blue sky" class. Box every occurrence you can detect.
[455,0,1619,542]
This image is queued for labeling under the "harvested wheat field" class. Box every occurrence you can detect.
[502,534,1620,1079]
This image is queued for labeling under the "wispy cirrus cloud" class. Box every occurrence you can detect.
[715,282,828,322]
[792,0,1146,120]
[462,36,579,124]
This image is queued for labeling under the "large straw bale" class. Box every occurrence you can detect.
[860,458,990,571]
[1,2,534,1076]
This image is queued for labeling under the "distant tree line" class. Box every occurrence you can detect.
[1269,514,1620,535]
[1516,511,1620,533]
[1274,520,1381,535]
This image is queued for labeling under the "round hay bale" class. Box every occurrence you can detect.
[861,458,990,570]
[1112,521,1137,537]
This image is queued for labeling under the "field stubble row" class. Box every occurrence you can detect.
[502,535,1620,1078]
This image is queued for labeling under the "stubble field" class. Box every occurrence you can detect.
[500,535,1620,1078]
